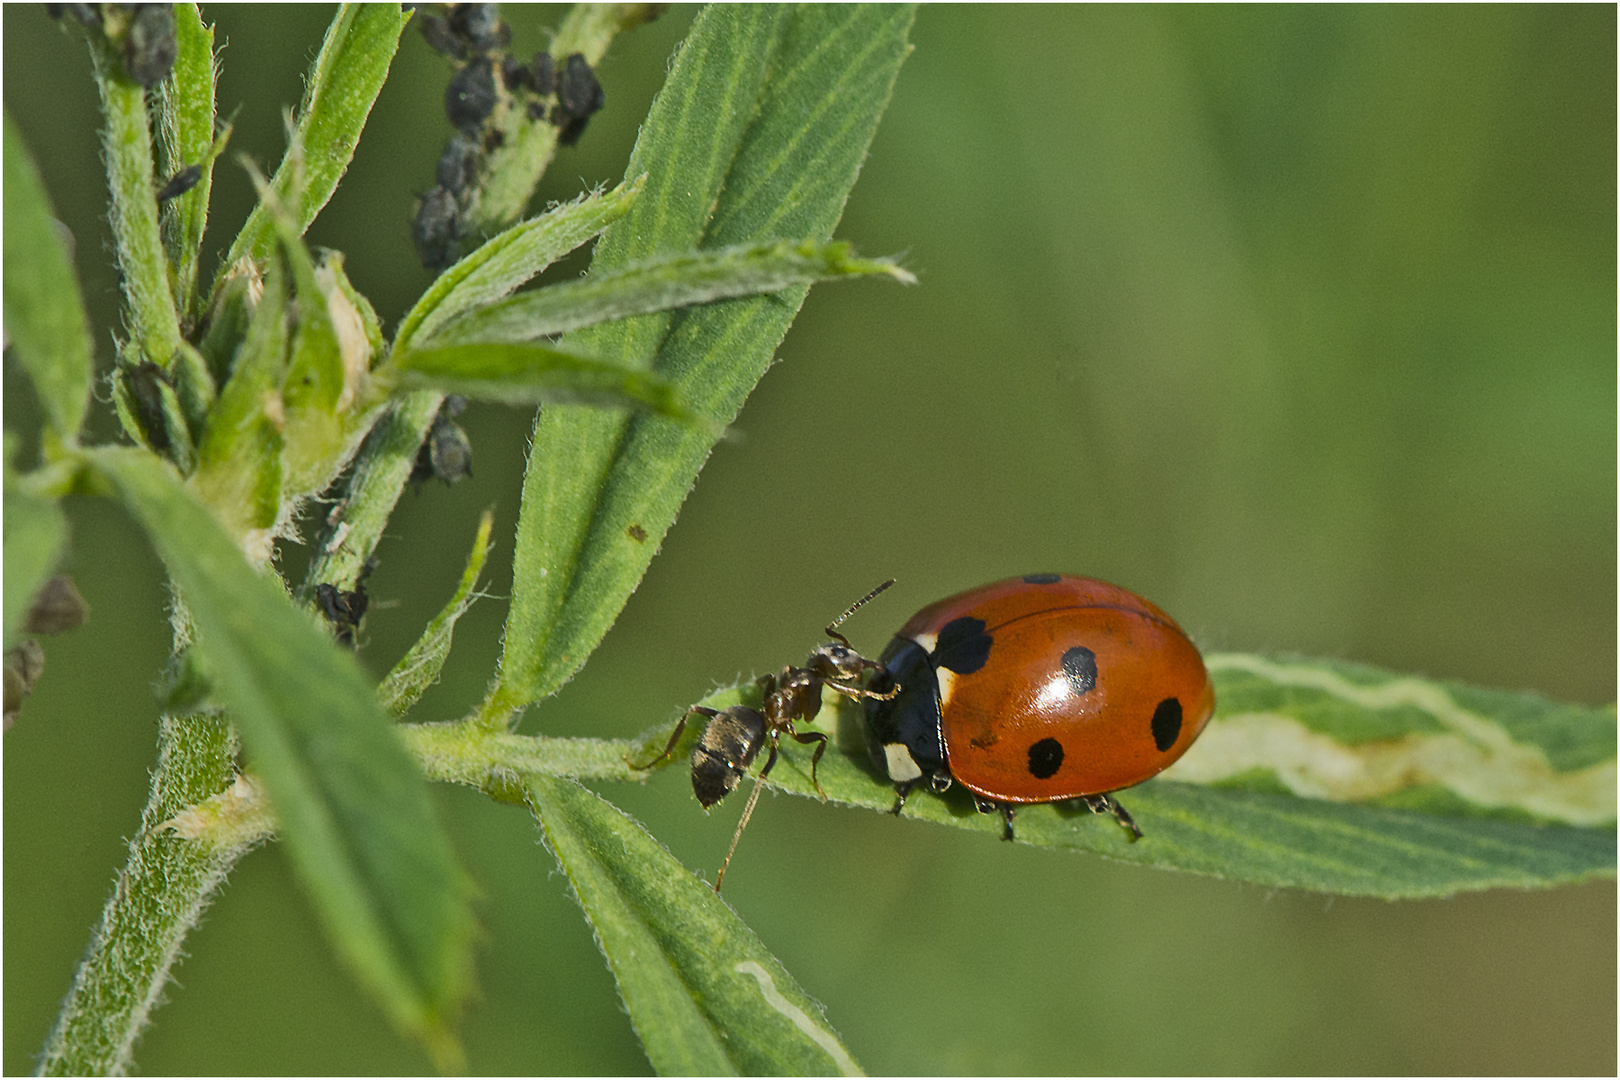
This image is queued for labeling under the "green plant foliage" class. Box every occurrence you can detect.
[627,654,1614,899]
[2,485,67,650]
[222,4,406,274]
[496,5,917,715]
[379,510,495,718]
[528,775,864,1076]
[395,177,644,352]
[89,448,477,1065]
[3,113,93,445]
[155,3,219,324]
[390,341,691,416]
[429,239,914,347]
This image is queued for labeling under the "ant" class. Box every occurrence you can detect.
[630,580,901,891]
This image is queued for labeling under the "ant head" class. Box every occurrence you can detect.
[805,579,896,679]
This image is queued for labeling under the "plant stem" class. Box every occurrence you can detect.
[87,30,183,368]
[38,710,248,1076]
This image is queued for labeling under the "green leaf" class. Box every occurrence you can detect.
[639,655,1614,899]
[89,448,476,1064]
[156,3,219,325]
[221,4,406,275]
[389,342,693,418]
[193,255,287,546]
[429,239,914,347]
[395,178,645,354]
[527,775,864,1076]
[378,511,494,718]
[493,5,915,716]
[3,114,94,446]
[3,485,68,650]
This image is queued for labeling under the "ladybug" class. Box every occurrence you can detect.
[862,573,1215,840]
[632,581,899,890]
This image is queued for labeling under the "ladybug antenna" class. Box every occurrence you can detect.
[825,578,896,641]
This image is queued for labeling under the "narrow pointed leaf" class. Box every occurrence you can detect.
[379,511,494,718]
[431,240,913,347]
[90,448,476,1059]
[391,342,692,418]
[527,775,864,1076]
[395,178,645,353]
[156,3,218,324]
[222,4,406,273]
[3,114,94,445]
[637,654,1613,899]
[496,5,915,714]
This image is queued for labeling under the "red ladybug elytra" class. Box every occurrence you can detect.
[862,573,1215,839]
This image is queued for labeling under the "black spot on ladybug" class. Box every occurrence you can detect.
[1022,573,1061,584]
[931,617,991,675]
[1151,697,1183,752]
[1061,646,1097,695]
[1028,737,1064,779]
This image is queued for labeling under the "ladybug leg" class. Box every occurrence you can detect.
[1080,793,1143,841]
[788,728,830,800]
[971,794,1017,841]
[627,706,712,769]
[889,778,920,816]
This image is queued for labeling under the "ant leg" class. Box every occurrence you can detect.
[714,731,781,893]
[789,729,830,799]
[627,706,715,769]
[1080,793,1143,841]
[824,677,901,703]
[715,775,765,893]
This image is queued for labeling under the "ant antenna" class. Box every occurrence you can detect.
[825,579,895,639]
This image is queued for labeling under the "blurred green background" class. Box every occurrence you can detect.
[5,4,1614,1074]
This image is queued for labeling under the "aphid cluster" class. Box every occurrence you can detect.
[411,4,608,270]
[49,4,178,88]
[636,574,1216,891]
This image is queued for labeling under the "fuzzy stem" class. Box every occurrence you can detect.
[37,710,248,1076]
[87,30,183,368]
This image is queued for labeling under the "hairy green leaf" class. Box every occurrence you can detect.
[3,485,68,651]
[90,448,476,1064]
[156,3,219,325]
[527,775,864,1076]
[222,4,406,275]
[390,342,692,418]
[379,511,494,718]
[2,114,93,447]
[631,656,1615,899]
[430,240,913,347]
[495,5,915,716]
[396,178,644,353]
